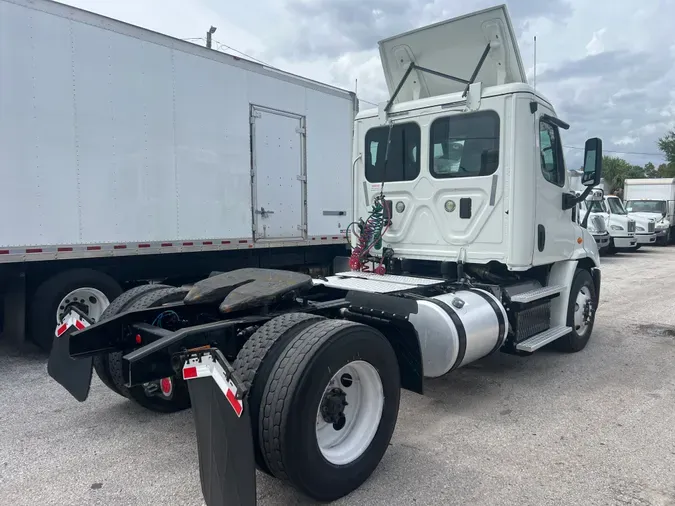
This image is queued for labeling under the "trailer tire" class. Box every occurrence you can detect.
[555,268,597,353]
[108,286,192,413]
[259,319,400,502]
[233,312,326,474]
[93,283,172,397]
[29,268,122,352]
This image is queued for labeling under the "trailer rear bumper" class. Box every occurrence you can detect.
[181,349,257,506]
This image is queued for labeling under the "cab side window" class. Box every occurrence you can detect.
[539,120,565,187]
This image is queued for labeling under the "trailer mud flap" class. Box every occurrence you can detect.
[182,349,257,506]
[47,309,93,402]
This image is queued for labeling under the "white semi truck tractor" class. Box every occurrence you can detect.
[48,6,604,505]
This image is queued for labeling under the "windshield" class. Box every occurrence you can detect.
[625,200,666,214]
[606,197,626,215]
[585,199,607,213]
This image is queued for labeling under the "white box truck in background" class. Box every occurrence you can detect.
[0,0,356,351]
[624,178,675,244]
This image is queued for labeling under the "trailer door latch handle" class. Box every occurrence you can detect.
[255,207,274,218]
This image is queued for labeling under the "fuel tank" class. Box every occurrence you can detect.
[407,289,508,378]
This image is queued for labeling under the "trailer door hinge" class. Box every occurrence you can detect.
[297,224,307,231]
[250,111,262,123]
[296,126,306,135]
[296,174,307,182]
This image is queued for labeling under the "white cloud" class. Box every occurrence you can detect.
[585,28,607,56]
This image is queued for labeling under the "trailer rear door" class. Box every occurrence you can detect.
[251,105,306,241]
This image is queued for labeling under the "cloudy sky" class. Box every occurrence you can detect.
[60,0,675,168]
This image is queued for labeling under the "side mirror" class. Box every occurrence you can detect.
[581,137,602,186]
[587,188,604,201]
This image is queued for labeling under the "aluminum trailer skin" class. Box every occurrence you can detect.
[0,0,355,350]
[48,5,605,506]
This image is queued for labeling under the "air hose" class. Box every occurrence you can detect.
[349,194,390,273]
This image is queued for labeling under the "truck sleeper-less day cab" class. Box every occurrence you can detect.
[49,6,604,505]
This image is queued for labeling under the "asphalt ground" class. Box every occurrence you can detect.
[2,246,675,506]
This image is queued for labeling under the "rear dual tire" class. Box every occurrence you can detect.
[235,316,401,502]
[93,284,192,413]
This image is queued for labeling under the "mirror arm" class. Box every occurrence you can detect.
[563,185,593,211]
[581,205,592,229]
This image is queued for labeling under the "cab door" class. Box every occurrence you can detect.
[531,107,575,266]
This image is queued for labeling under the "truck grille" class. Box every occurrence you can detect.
[648,221,655,233]
[627,220,636,233]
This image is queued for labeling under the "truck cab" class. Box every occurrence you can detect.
[353,6,601,272]
[603,194,650,249]
[624,199,671,244]
[576,196,611,253]
[581,193,637,253]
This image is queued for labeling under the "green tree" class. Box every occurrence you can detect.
[658,130,675,165]
[643,162,658,178]
[602,156,644,192]
[657,163,675,178]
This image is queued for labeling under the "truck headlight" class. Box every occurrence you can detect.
[610,225,624,231]
[637,226,645,232]
[657,219,670,230]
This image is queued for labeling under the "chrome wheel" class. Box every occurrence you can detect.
[56,287,110,324]
[573,285,593,337]
[315,360,384,466]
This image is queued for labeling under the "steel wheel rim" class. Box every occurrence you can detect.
[56,287,110,324]
[315,360,384,466]
[573,285,592,336]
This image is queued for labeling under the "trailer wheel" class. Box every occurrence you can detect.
[259,319,400,502]
[555,268,597,353]
[232,312,326,474]
[29,269,123,352]
[92,283,172,397]
[107,286,191,413]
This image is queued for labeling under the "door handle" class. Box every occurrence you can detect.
[255,207,274,218]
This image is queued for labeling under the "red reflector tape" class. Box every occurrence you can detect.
[138,244,150,248]
[226,388,243,417]
[183,242,194,246]
[55,323,68,337]
[87,246,101,251]
[58,247,73,252]
[203,241,213,245]
[26,248,42,253]
[114,245,127,250]
[161,243,173,247]
[74,319,86,330]
[0,250,9,255]
[183,366,198,379]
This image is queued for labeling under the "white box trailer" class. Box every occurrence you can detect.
[623,178,675,243]
[0,0,356,350]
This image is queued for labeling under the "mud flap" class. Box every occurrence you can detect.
[182,349,257,506]
[47,309,94,402]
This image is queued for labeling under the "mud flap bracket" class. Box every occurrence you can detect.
[182,349,257,506]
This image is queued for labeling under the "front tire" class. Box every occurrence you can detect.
[555,268,597,353]
[259,319,400,502]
